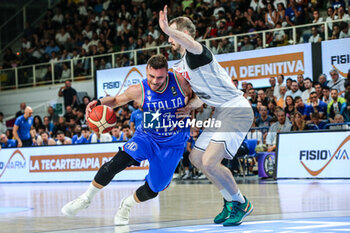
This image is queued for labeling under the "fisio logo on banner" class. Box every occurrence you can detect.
[299,135,350,176]
[102,67,143,90]
[0,150,26,178]
[331,54,350,78]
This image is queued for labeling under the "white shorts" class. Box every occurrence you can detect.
[193,96,254,159]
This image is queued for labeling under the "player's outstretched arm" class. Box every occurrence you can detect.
[85,84,142,120]
[159,5,202,55]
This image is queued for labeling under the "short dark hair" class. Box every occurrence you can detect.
[147,54,168,70]
[304,77,312,82]
[294,96,302,102]
[121,125,130,130]
[310,91,317,96]
[323,86,330,91]
[0,112,3,117]
[57,130,65,135]
[287,77,293,81]
[311,112,320,119]
[81,126,90,131]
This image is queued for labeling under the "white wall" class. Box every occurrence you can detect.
[0,80,94,119]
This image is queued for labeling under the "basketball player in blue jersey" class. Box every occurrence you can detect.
[159,6,254,226]
[61,54,192,225]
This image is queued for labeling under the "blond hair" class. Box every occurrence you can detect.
[169,17,196,38]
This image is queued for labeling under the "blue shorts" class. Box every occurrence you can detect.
[122,128,186,193]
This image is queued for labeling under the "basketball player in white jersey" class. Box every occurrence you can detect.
[159,5,254,226]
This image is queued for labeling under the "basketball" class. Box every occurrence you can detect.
[88,105,117,134]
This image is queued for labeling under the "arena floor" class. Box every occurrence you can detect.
[1,178,350,233]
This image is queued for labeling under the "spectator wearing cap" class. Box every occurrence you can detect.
[328,68,345,95]
[285,80,302,100]
[266,109,292,152]
[0,134,17,148]
[13,106,33,147]
[0,112,7,134]
[295,96,312,120]
[301,78,315,104]
[327,89,346,122]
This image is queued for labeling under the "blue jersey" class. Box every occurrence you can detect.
[140,72,189,147]
[14,115,33,140]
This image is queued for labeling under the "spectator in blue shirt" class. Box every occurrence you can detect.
[13,106,33,147]
[295,96,312,120]
[308,112,326,130]
[129,105,143,133]
[111,127,125,142]
[309,91,328,119]
[0,134,17,148]
[75,126,92,144]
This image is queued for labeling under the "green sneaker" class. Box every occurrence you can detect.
[213,199,233,224]
[223,196,253,226]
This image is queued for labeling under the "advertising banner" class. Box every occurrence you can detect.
[0,142,149,182]
[96,43,313,96]
[321,38,350,79]
[276,131,350,178]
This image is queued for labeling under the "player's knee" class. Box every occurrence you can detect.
[189,152,203,168]
[94,150,138,186]
[202,156,217,174]
[135,182,158,202]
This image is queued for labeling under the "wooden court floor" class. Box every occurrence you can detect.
[1,178,350,233]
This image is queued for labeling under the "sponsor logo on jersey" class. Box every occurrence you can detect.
[171,86,178,96]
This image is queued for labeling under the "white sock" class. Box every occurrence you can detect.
[220,189,233,202]
[123,194,138,208]
[232,190,245,204]
[82,183,101,201]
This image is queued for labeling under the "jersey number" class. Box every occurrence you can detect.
[194,92,211,100]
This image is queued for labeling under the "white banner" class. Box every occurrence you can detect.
[321,38,350,79]
[96,43,313,96]
[0,142,149,182]
[276,131,350,178]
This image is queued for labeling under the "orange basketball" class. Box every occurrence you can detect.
[88,105,117,134]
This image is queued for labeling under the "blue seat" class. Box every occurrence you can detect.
[246,139,258,156]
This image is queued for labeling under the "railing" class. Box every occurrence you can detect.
[0,0,60,54]
[0,18,348,91]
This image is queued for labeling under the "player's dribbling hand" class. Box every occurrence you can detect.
[159,5,169,34]
[85,100,98,121]
[175,105,192,120]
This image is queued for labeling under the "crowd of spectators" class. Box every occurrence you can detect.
[1,68,349,151]
[2,0,350,81]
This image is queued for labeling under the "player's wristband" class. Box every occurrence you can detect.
[96,99,102,106]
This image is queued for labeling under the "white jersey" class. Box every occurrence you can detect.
[173,49,243,107]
